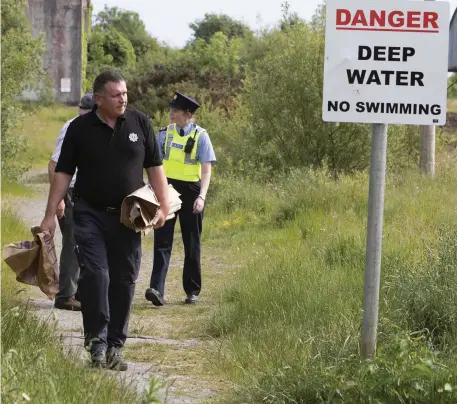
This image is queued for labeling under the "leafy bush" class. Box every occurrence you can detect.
[1,0,46,180]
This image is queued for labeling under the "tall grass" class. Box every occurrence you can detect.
[1,180,32,198]
[1,208,141,403]
[204,165,457,403]
[15,105,75,169]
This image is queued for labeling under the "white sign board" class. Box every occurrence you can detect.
[322,0,450,125]
[61,78,71,93]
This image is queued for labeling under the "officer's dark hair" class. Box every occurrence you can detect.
[93,71,125,94]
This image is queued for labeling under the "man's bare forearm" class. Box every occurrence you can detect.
[44,172,72,218]
[146,166,170,216]
[48,160,57,184]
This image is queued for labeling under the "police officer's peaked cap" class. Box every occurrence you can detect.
[79,93,95,110]
[168,92,200,113]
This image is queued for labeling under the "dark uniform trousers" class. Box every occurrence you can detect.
[73,199,141,349]
[56,188,80,301]
[150,179,203,297]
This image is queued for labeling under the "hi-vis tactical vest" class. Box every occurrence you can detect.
[162,123,204,182]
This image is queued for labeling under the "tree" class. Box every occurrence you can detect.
[238,5,419,178]
[1,0,46,180]
[279,1,304,31]
[241,24,372,177]
[189,13,252,43]
[191,32,242,75]
[95,6,159,59]
[86,26,136,88]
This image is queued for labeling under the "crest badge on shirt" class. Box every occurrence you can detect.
[129,133,138,142]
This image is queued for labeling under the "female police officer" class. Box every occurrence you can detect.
[145,92,216,306]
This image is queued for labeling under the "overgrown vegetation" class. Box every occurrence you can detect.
[448,73,457,98]
[202,165,457,403]
[1,0,49,181]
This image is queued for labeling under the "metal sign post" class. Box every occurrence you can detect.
[322,0,449,360]
[361,123,388,359]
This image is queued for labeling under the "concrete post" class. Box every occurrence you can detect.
[420,0,436,177]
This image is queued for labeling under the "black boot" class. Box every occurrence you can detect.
[90,345,106,369]
[145,288,164,307]
[106,347,128,371]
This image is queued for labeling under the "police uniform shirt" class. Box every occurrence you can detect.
[157,122,217,165]
[55,108,162,208]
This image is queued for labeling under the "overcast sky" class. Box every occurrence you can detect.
[91,0,457,48]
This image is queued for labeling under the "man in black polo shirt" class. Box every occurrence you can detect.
[40,71,169,370]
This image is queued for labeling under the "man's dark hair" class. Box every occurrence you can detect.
[93,71,125,94]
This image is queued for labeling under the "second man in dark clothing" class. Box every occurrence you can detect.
[40,71,169,370]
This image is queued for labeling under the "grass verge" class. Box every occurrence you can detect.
[1,179,33,198]
[203,166,457,403]
[15,105,76,169]
[1,207,142,404]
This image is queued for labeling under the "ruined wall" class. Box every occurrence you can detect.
[27,0,87,104]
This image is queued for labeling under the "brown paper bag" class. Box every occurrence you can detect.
[3,239,40,285]
[3,226,59,299]
[120,184,161,234]
[120,184,182,235]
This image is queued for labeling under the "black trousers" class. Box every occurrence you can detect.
[150,179,203,296]
[56,188,79,301]
[73,199,141,349]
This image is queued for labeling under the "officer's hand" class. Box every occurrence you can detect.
[153,209,166,229]
[193,197,205,214]
[56,199,65,219]
[40,215,57,238]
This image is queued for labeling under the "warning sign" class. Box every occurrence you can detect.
[322,0,450,125]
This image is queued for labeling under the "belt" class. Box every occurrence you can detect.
[73,192,121,214]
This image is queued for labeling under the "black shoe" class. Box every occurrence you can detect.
[106,347,128,371]
[145,288,164,307]
[185,294,198,304]
[90,347,106,368]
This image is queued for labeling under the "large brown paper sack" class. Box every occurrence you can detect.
[120,184,160,233]
[121,184,182,234]
[3,240,40,285]
[3,226,59,299]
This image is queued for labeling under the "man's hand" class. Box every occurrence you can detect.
[193,196,205,214]
[56,199,65,219]
[153,209,166,230]
[40,215,57,238]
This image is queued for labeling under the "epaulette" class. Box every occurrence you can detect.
[159,126,167,132]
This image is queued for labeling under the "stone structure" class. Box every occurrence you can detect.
[450,8,457,72]
[27,0,90,104]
